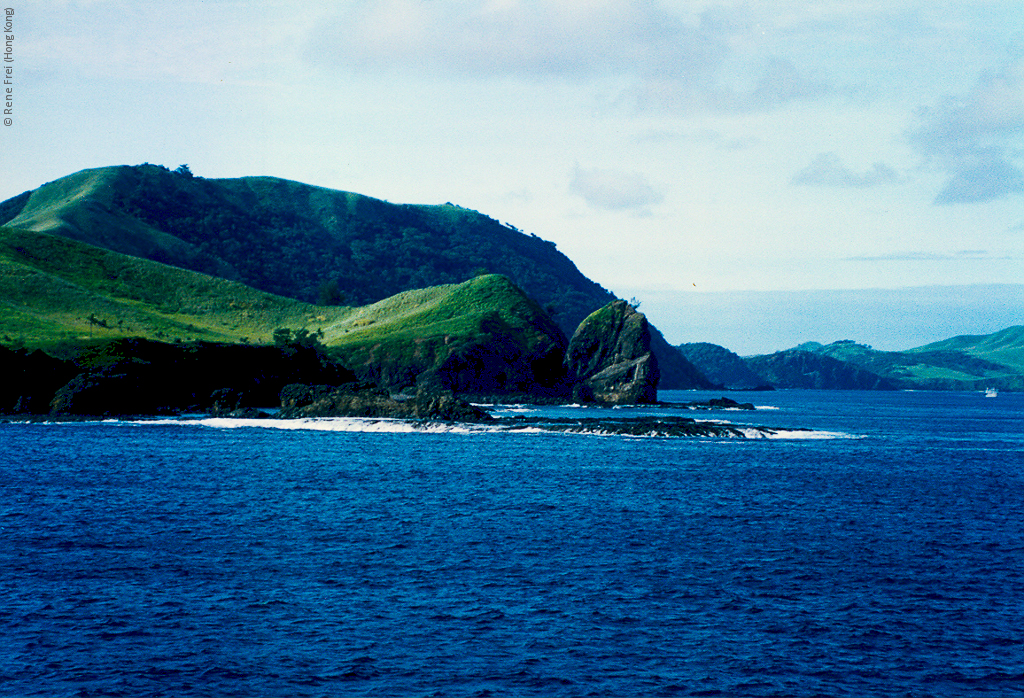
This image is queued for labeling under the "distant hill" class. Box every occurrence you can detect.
[676,342,771,390]
[801,338,1024,391]
[745,349,899,390]
[0,164,709,388]
[910,326,1024,374]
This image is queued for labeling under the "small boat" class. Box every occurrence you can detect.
[985,387,998,398]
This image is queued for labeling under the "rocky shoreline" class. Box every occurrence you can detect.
[2,382,791,438]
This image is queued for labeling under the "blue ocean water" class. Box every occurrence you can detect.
[2,390,1023,697]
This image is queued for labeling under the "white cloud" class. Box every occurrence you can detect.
[306,0,840,115]
[909,58,1024,204]
[569,164,663,212]
[792,152,899,188]
[308,0,716,80]
[622,56,830,114]
[844,250,997,262]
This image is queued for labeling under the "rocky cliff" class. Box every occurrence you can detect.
[564,300,660,404]
[35,338,354,417]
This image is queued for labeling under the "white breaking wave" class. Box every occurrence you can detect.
[739,427,863,440]
[116,416,860,440]
[155,416,494,435]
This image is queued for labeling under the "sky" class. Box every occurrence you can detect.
[1,0,1022,353]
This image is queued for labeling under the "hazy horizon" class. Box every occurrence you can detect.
[621,283,1024,356]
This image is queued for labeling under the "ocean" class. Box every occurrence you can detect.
[2,389,1023,697]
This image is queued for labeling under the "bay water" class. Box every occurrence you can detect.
[2,390,1023,696]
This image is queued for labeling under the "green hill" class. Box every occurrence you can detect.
[910,326,1024,374]
[745,349,898,390]
[0,225,341,348]
[803,338,1024,391]
[0,225,572,394]
[0,164,711,388]
[318,274,571,394]
[676,342,772,390]
[1,164,611,333]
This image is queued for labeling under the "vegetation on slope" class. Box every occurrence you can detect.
[910,326,1024,374]
[0,224,572,395]
[323,274,571,394]
[745,349,899,390]
[0,225,349,349]
[3,164,613,334]
[802,339,1024,391]
[676,342,772,390]
[2,164,720,388]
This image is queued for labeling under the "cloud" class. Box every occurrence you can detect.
[909,58,1024,204]
[309,0,719,80]
[845,250,996,262]
[791,152,899,188]
[308,1,831,113]
[621,56,830,114]
[569,164,663,212]
[932,156,1024,204]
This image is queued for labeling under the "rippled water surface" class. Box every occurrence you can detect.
[3,390,1024,696]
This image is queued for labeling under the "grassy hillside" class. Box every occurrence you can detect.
[2,164,613,334]
[0,163,717,388]
[322,274,570,392]
[0,225,345,349]
[0,225,569,392]
[755,338,1022,391]
[910,326,1024,374]
[803,339,1023,390]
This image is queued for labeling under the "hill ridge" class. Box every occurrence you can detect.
[0,163,709,388]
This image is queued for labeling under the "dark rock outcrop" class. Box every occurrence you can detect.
[564,300,660,404]
[648,329,716,390]
[278,383,492,422]
[412,309,571,398]
[0,346,79,415]
[47,338,355,417]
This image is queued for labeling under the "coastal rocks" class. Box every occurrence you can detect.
[50,364,171,416]
[564,300,660,404]
[681,397,756,410]
[502,415,764,438]
[0,346,78,415]
[415,310,571,397]
[46,337,355,417]
[278,383,492,422]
